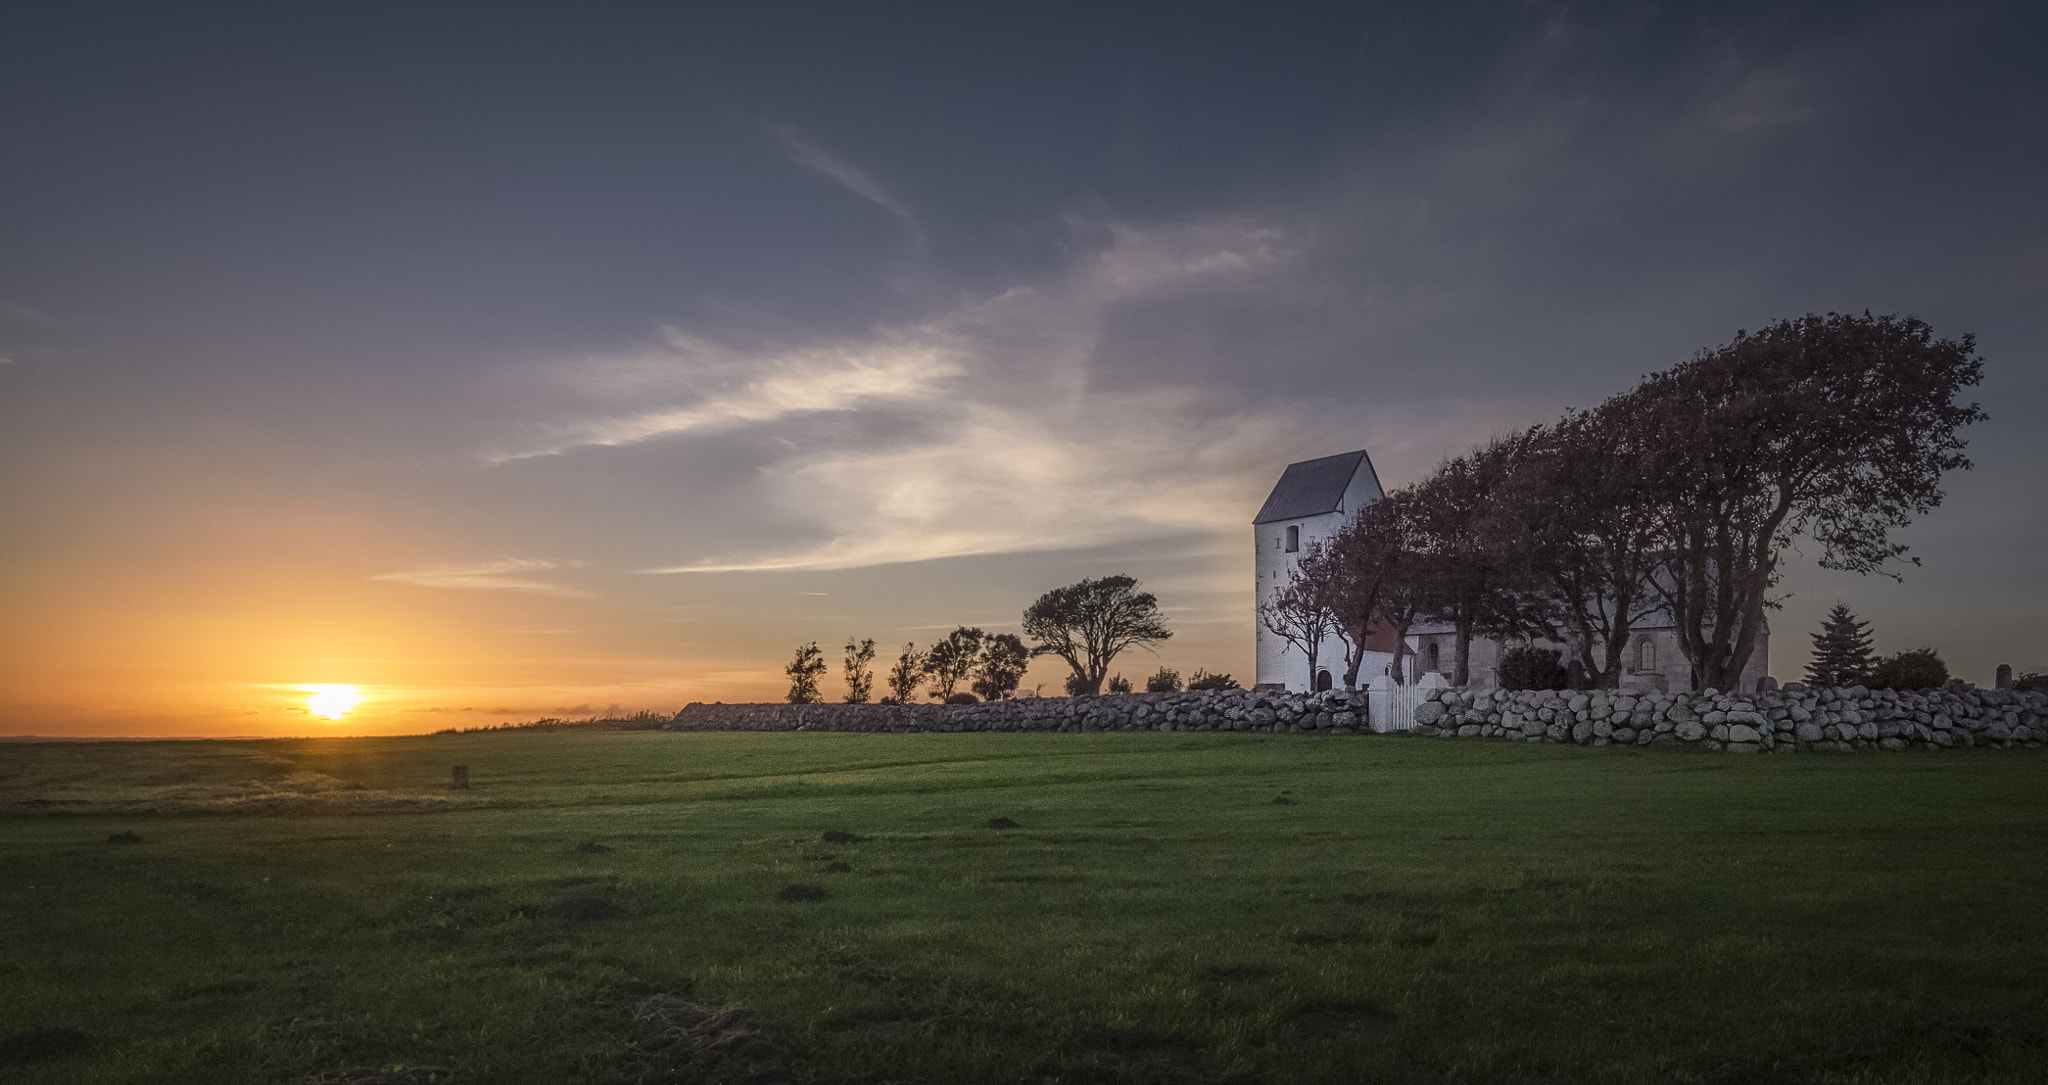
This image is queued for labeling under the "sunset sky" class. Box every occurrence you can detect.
[3,2,2044,736]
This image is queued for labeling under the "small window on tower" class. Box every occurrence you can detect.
[1638,638,1657,672]
[1285,525,1300,552]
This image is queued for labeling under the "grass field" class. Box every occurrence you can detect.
[2,731,2045,1084]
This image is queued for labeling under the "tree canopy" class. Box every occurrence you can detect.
[1333,311,1982,693]
[1021,575,1171,695]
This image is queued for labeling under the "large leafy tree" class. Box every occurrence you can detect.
[1407,436,1541,685]
[1630,313,1984,690]
[1021,575,1171,695]
[923,627,985,700]
[1805,604,1875,687]
[1494,411,1666,689]
[972,633,1032,701]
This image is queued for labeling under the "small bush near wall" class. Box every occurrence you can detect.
[1499,646,1569,691]
[1867,648,1949,691]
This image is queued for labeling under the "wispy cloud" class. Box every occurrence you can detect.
[776,126,925,245]
[490,335,961,462]
[485,217,1314,572]
[371,558,586,596]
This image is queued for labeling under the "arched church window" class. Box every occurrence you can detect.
[1314,669,1332,691]
[1285,525,1299,552]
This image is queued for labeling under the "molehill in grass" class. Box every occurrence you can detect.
[573,840,611,854]
[822,861,852,873]
[107,831,143,844]
[548,896,625,922]
[985,816,1019,829]
[821,830,864,843]
[0,1027,91,1065]
[778,884,826,902]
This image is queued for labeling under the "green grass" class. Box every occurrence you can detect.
[2,731,2045,1083]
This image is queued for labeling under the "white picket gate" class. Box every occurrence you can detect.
[1367,672,1447,732]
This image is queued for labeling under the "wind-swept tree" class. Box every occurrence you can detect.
[1493,411,1666,689]
[842,637,877,703]
[1021,575,1172,695]
[1805,604,1875,687]
[923,626,985,701]
[972,633,1031,701]
[883,643,926,704]
[785,642,826,704]
[1630,313,1985,690]
[1404,437,1536,685]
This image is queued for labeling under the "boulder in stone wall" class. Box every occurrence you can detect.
[1571,720,1594,743]
[1334,711,1359,728]
[1795,722,1823,743]
[1414,701,1446,726]
[1458,724,1481,737]
[1676,720,1707,742]
[1545,723,1568,742]
[1667,704,1697,724]
[1593,719,1613,738]
[1727,723,1762,744]
[1710,724,1730,741]
[1879,737,1907,751]
[1612,726,1636,743]
[1986,723,2012,742]
[1857,722,1879,741]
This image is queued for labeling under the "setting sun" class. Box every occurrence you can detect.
[303,684,362,720]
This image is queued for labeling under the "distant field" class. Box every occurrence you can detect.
[2,731,2045,1084]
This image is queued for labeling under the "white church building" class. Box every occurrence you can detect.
[1251,448,1769,694]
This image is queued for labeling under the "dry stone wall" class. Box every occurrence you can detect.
[669,689,1367,734]
[1412,684,2048,751]
[667,684,2048,751]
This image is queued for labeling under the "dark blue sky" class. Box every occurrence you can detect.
[3,2,2043,731]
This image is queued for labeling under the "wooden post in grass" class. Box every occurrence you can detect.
[452,764,469,790]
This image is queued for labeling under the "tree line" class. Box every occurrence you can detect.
[1261,313,1986,692]
[784,574,1190,704]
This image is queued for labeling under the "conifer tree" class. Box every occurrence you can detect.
[1805,603,1875,686]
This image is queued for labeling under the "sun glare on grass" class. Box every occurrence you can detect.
[303,684,363,720]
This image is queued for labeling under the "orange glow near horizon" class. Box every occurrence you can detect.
[303,684,363,720]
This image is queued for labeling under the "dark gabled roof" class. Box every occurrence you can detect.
[1253,449,1377,524]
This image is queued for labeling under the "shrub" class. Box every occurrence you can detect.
[945,692,979,705]
[1106,673,1132,694]
[1866,648,1948,690]
[1145,667,1182,693]
[1498,646,1568,691]
[2015,672,2048,693]
[1187,669,1240,691]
